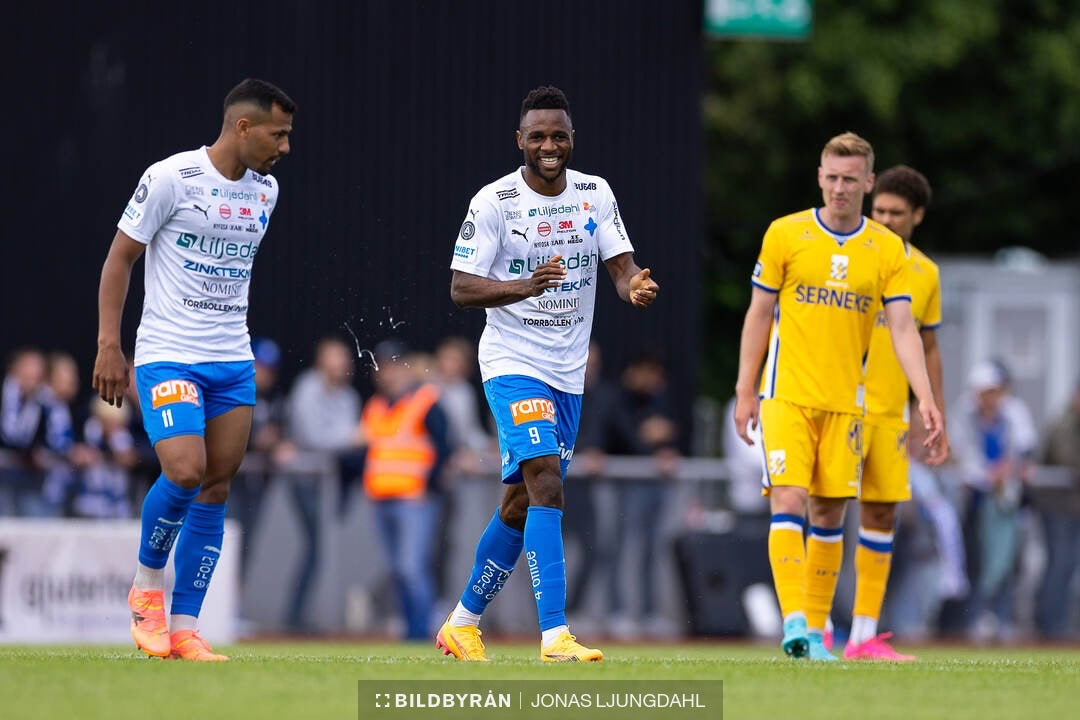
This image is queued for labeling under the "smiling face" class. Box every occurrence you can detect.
[517,108,574,196]
[237,102,293,176]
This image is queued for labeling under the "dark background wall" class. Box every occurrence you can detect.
[4,1,703,442]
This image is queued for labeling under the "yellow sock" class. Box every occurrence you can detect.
[851,528,894,643]
[767,514,807,619]
[805,526,844,633]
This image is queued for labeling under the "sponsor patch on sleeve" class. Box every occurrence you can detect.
[150,379,201,409]
[509,398,556,425]
[123,203,143,225]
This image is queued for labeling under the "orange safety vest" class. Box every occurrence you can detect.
[361,383,440,500]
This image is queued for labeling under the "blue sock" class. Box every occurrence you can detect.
[138,474,199,569]
[171,502,226,617]
[459,508,524,614]
[524,505,567,632]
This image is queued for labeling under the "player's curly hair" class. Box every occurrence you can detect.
[224,78,298,115]
[873,165,933,210]
[520,85,571,121]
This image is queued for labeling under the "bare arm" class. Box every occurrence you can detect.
[733,287,777,445]
[449,257,568,309]
[93,230,146,406]
[921,327,945,419]
[886,300,946,461]
[603,251,659,308]
[921,326,950,463]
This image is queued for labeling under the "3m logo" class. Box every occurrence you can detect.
[558,220,573,230]
[150,379,201,409]
[509,398,555,425]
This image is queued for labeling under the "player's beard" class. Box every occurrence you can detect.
[526,147,572,188]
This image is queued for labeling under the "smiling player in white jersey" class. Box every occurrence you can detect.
[437,85,659,662]
[93,78,295,661]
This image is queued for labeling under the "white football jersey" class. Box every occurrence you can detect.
[116,147,279,366]
[450,168,634,393]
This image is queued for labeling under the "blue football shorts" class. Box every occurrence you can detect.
[483,374,582,484]
[135,361,255,445]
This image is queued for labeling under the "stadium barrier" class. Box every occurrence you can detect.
[1,450,1076,640]
[0,518,240,644]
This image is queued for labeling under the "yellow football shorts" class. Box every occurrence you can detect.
[759,398,862,499]
[859,419,912,503]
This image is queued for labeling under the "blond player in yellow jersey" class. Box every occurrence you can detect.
[734,133,947,661]
[839,165,949,660]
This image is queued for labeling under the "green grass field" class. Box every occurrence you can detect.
[2,641,1077,720]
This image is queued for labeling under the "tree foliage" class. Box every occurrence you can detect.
[702,0,1080,398]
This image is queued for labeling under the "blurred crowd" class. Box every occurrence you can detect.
[0,336,684,640]
[3,342,1077,642]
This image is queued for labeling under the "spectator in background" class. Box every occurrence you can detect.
[565,342,627,621]
[250,338,291,461]
[432,336,494,603]
[283,335,363,632]
[1035,381,1080,639]
[231,337,294,576]
[722,395,769,519]
[0,347,48,516]
[361,339,450,640]
[433,336,493,461]
[884,398,969,640]
[949,360,1036,642]
[605,351,680,638]
[72,397,136,519]
[38,351,88,515]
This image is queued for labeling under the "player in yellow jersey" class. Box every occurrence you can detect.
[840,165,950,660]
[734,133,947,661]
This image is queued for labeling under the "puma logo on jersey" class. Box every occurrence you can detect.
[511,228,529,242]
[150,379,201,409]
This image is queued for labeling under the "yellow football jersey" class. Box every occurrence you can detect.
[752,209,911,415]
[864,243,941,422]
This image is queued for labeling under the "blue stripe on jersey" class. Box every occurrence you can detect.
[763,303,780,398]
[813,208,865,244]
[751,280,779,293]
[921,321,941,331]
[882,294,912,305]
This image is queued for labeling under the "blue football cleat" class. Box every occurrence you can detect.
[808,632,839,661]
[782,616,809,658]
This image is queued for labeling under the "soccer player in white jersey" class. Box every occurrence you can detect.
[93,78,295,661]
[436,85,659,661]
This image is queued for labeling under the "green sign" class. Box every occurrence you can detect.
[704,0,812,40]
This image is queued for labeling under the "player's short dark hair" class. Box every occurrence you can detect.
[224,78,298,115]
[874,165,932,210]
[520,85,571,121]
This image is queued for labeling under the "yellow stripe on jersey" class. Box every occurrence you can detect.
[864,244,941,422]
[751,209,910,415]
